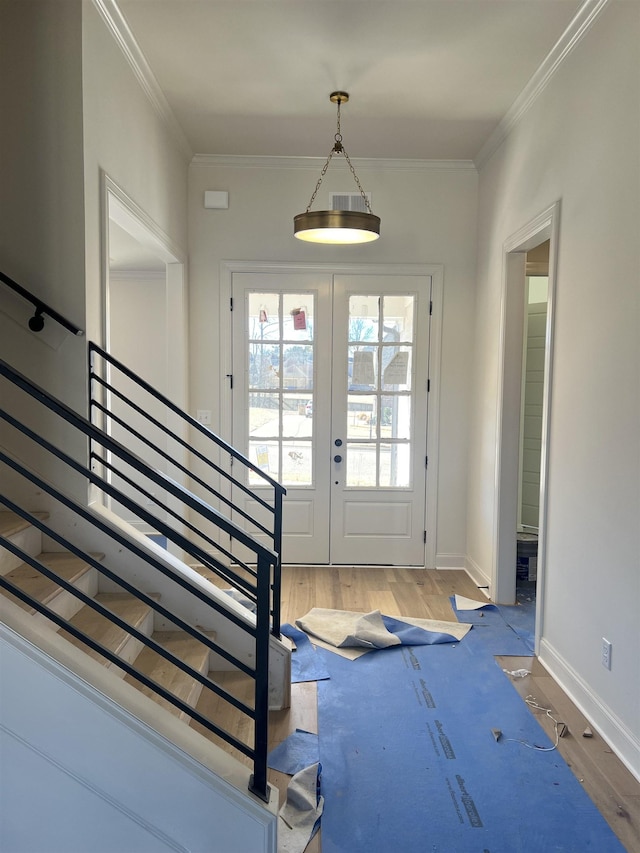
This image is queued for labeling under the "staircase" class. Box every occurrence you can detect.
[0,509,281,851]
[0,281,287,850]
[1,510,215,721]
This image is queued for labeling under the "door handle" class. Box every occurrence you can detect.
[334,455,343,463]
[334,439,343,447]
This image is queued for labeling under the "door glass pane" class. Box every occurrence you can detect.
[282,440,312,485]
[348,295,379,343]
[381,345,412,391]
[248,293,280,340]
[379,395,411,440]
[283,344,313,390]
[249,439,279,484]
[283,294,314,341]
[346,442,377,488]
[249,344,279,388]
[282,393,313,438]
[348,346,377,390]
[347,394,377,439]
[379,442,411,488]
[249,392,280,436]
[246,293,315,487]
[383,294,414,343]
[345,293,415,488]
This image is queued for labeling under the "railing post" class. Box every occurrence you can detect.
[249,552,271,803]
[87,344,106,485]
[87,345,93,469]
[271,487,283,638]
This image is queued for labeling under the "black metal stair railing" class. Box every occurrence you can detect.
[0,356,283,802]
[88,343,286,634]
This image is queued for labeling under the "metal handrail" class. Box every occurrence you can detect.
[0,355,282,801]
[0,270,84,337]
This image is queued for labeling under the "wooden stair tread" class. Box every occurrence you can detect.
[60,593,156,662]
[0,553,99,614]
[0,510,48,538]
[125,631,212,716]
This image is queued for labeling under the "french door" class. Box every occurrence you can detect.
[231,269,432,566]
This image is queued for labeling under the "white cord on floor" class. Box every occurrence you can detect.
[503,695,561,751]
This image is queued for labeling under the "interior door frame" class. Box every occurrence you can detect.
[220,261,443,568]
[100,173,188,412]
[494,201,560,650]
[98,172,188,551]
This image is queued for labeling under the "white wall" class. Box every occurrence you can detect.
[0,0,86,358]
[109,274,168,388]
[108,273,170,528]
[82,0,189,348]
[188,159,478,565]
[0,622,277,853]
[0,0,189,510]
[468,1,640,775]
[0,0,88,509]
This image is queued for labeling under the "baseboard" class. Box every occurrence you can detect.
[435,553,467,571]
[463,555,491,591]
[538,637,640,783]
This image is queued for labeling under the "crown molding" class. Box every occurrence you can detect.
[93,0,607,176]
[92,0,193,161]
[190,154,477,172]
[475,0,610,169]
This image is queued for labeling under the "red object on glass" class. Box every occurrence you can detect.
[292,308,306,330]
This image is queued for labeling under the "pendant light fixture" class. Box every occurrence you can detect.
[294,92,380,244]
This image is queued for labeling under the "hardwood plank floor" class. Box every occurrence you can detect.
[496,654,640,852]
[196,566,640,852]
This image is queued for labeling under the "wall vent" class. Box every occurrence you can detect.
[330,192,371,212]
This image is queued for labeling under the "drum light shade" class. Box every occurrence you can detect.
[294,210,381,244]
[294,92,380,245]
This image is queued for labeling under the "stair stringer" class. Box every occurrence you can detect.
[0,603,278,853]
[79,503,291,710]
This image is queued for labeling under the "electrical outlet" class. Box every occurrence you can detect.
[601,638,612,670]
[196,409,212,425]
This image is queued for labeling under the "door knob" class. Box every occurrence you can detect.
[334,438,343,447]
[334,455,342,463]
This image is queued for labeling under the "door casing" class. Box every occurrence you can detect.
[493,201,560,654]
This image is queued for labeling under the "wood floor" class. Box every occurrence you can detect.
[197,566,640,853]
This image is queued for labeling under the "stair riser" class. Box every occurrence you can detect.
[30,568,99,628]
[178,657,211,723]
[107,607,155,678]
[0,526,43,576]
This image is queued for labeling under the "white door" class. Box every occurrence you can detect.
[231,269,431,566]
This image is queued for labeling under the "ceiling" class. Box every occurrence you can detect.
[115,0,585,162]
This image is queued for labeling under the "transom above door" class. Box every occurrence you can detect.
[230,268,434,566]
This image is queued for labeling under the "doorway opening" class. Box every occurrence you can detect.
[494,202,559,653]
[99,174,187,550]
[516,241,549,619]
